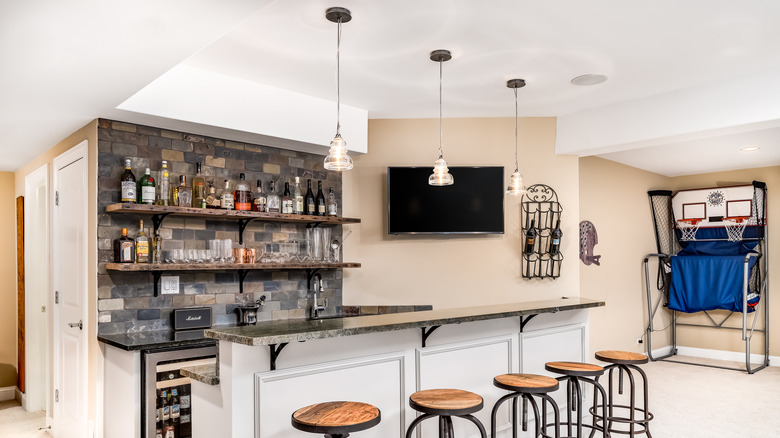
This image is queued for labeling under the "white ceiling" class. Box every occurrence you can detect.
[2,0,780,175]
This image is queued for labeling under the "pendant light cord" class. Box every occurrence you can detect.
[336,17,342,136]
[438,58,443,158]
[514,86,519,172]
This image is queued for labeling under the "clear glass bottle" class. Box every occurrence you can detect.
[176,175,192,207]
[252,180,266,212]
[304,179,316,215]
[266,181,281,213]
[120,157,136,203]
[155,161,170,206]
[220,179,234,210]
[326,187,338,217]
[139,167,156,205]
[205,180,219,209]
[151,229,162,264]
[192,162,206,208]
[293,176,304,215]
[281,182,293,214]
[234,173,252,211]
[135,220,150,263]
[316,181,326,216]
[114,227,134,263]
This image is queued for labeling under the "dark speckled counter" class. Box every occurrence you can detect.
[98,329,217,351]
[205,297,604,346]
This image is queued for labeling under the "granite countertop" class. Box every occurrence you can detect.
[181,364,220,386]
[205,297,604,346]
[98,329,217,351]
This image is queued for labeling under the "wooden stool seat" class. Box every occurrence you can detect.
[545,361,604,377]
[292,401,380,436]
[409,389,483,416]
[493,373,560,394]
[595,350,649,365]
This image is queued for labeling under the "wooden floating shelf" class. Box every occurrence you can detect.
[105,262,361,271]
[105,203,360,225]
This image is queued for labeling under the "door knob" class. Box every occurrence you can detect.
[68,320,83,330]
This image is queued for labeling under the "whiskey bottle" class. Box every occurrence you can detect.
[139,168,156,205]
[304,179,316,215]
[192,162,206,208]
[155,161,170,206]
[293,177,304,215]
[549,219,563,255]
[120,157,136,203]
[234,173,252,211]
[252,180,266,212]
[281,182,293,214]
[266,181,281,213]
[114,228,135,263]
[176,175,192,207]
[220,179,234,210]
[151,229,162,264]
[205,180,219,209]
[523,219,537,255]
[316,181,326,216]
[326,187,338,217]
[135,220,150,263]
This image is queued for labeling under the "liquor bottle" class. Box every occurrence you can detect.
[523,219,537,254]
[252,180,266,212]
[205,180,220,209]
[549,219,563,255]
[234,173,252,211]
[326,187,338,217]
[139,168,156,205]
[192,162,206,208]
[151,229,162,264]
[304,179,316,215]
[155,161,170,206]
[266,181,281,213]
[170,388,181,436]
[155,390,163,438]
[161,389,170,424]
[120,157,136,203]
[220,179,235,210]
[281,182,293,214]
[114,228,135,263]
[135,220,150,263]
[316,181,326,216]
[176,175,192,207]
[293,177,304,215]
[178,385,192,437]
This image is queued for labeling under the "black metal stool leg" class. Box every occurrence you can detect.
[540,394,560,438]
[491,392,522,438]
[406,413,435,438]
[629,364,653,438]
[526,395,541,438]
[461,414,488,438]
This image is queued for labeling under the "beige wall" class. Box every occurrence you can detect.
[13,121,99,426]
[670,166,778,356]
[343,117,581,308]
[0,172,18,387]
[578,157,671,354]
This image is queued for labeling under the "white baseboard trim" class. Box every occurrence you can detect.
[0,386,16,401]
[649,345,778,367]
[16,387,24,406]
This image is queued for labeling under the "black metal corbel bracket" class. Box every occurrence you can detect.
[238,269,250,294]
[237,218,254,245]
[421,326,441,348]
[269,343,289,371]
[151,213,171,234]
[152,271,163,297]
[520,314,537,333]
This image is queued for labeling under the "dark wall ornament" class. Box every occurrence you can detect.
[579,220,601,266]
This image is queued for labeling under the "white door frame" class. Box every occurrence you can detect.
[23,163,49,414]
[52,141,89,436]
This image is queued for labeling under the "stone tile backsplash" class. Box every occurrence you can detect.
[97,119,344,335]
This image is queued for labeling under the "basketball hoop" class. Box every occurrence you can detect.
[677,218,701,241]
[723,216,754,242]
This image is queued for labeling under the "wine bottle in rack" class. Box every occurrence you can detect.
[524,219,537,255]
[549,219,562,256]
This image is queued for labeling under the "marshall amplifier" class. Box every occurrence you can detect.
[173,307,212,331]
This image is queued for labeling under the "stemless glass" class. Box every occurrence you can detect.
[320,228,331,262]
[312,228,323,261]
[223,239,235,263]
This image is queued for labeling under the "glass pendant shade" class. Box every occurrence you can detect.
[506,170,526,195]
[429,156,454,186]
[324,134,353,171]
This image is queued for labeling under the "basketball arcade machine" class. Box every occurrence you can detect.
[644,181,769,373]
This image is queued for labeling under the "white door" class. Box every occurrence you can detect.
[52,141,89,437]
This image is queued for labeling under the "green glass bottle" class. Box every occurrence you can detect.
[139,168,156,205]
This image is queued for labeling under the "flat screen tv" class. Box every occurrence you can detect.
[387,166,504,234]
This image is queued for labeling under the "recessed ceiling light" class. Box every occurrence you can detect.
[571,74,608,86]
[740,146,760,152]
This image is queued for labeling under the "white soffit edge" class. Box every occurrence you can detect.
[117,64,368,155]
[555,62,780,157]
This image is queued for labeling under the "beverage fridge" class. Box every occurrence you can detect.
[141,344,217,438]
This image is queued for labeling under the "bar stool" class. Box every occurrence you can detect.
[591,351,653,437]
[406,389,488,438]
[490,373,561,438]
[544,362,608,438]
[292,401,381,437]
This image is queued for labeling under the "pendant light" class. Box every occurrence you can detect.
[506,79,527,195]
[323,7,353,171]
[428,49,454,186]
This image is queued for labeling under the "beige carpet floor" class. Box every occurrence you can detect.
[0,357,778,437]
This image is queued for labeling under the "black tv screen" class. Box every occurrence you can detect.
[387,166,505,234]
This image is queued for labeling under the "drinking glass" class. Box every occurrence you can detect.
[198,249,208,264]
[312,228,323,261]
[223,239,235,263]
[320,228,331,262]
